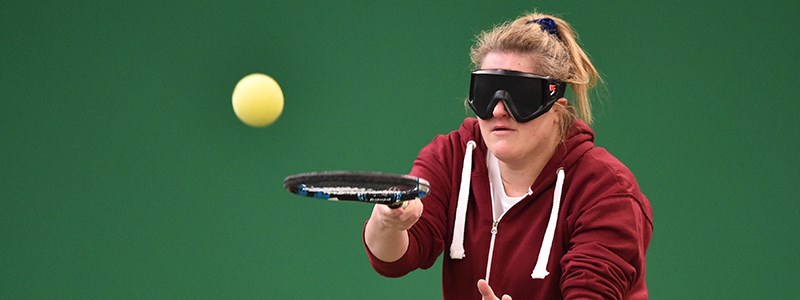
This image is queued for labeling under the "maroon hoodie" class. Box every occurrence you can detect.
[364,118,653,299]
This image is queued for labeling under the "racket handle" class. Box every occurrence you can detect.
[387,202,405,209]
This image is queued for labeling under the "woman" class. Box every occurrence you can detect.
[364,11,653,299]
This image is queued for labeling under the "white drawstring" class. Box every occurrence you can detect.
[449,140,476,259]
[531,167,565,279]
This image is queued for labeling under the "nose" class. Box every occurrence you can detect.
[491,91,511,119]
[492,100,510,118]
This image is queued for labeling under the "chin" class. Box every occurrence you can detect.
[488,143,517,160]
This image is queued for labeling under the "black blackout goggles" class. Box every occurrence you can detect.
[468,69,566,122]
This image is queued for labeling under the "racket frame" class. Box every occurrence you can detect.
[283,171,430,206]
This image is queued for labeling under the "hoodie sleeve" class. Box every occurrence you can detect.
[560,194,652,299]
[363,133,456,277]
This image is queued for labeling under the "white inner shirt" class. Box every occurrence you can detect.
[487,153,533,220]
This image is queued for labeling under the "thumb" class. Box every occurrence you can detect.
[476,279,497,300]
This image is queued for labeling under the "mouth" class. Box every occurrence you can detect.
[491,124,514,132]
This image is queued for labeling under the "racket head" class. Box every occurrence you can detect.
[283,171,430,205]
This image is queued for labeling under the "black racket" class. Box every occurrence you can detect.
[283,171,430,208]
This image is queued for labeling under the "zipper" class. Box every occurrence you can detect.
[484,220,500,283]
[481,154,533,284]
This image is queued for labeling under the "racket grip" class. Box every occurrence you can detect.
[387,202,405,209]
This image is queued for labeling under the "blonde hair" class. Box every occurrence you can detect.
[470,12,601,136]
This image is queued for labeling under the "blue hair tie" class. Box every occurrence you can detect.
[526,17,558,35]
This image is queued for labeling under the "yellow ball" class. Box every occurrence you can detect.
[232,73,284,127]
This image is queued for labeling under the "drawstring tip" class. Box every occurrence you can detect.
[531,269,549,279]
[449,249,466,259]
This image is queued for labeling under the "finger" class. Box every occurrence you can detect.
[395,206,420,229]
[476,279,497,300]
[372,203,403,227]
[400,200,423,222]
[378,203,405,217]
[404,199,422,216]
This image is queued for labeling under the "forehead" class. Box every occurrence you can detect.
[480,52,540,74]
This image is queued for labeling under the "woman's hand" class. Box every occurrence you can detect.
[372,199,424,231]
[477,279,512,300]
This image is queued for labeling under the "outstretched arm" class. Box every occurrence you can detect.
[364,199,423,262]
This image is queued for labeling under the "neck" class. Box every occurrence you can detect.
[498,138,559,197]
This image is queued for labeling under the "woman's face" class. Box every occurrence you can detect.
[477,52,564,164]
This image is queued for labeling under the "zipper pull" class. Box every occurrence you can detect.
[490,220,499,235]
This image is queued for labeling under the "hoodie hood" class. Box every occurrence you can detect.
[530,120,595,196]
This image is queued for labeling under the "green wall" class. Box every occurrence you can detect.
[2,1,798,298]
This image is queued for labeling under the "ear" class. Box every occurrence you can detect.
[552,98,569,113]
[552,98,569,123]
